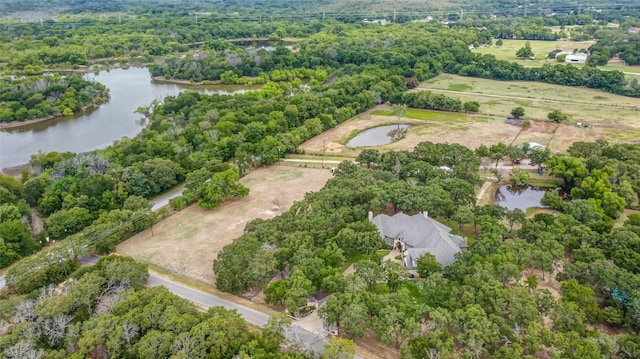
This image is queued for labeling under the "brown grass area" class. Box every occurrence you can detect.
[299,105,521,156]
[418,74,640,153]
[117,166,333,285]
[387,116,520,151]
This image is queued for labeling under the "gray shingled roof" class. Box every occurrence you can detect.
[372,212,464,268]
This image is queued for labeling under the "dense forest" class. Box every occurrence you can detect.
[213,141,640,357]
[0,74,108,122]
[0,255,311,359]
[149,24,639,97]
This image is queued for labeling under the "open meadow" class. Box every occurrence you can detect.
[419,74,640,153]
[117,166,334,285]
[473,39,640,75]
[473,39,596,66]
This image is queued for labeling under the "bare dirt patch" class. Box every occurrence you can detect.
[117,166,334,285]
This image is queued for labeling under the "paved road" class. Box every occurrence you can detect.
[151,185,186,211]
[147,273,337,357]
[148,274,270,326]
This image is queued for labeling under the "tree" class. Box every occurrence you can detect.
[511,107,525,119]
[547,110,568,123]
[356,149,380,168]
[545,156,588,187]
[496,39,504,47]
[463,101,480,112]
[511,167,530,185]
[342,303,369,338]
[373,306,420,349]
[264,280,287,307]
[383,260,407,290]
[323,338,356,359]
[353,260,381,290]
[516,41,534,59]
[197,169,249,209]
[284,269,314,316]
[45,207,93,239]
[560,279,601,323]
[505,208,526,231]
[416,253,441,278]
[391,104,407,129]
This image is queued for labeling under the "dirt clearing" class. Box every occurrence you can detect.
[117,166,334,285]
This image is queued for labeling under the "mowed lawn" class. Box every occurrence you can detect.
[419,74,640,153]
[117,166,334,285]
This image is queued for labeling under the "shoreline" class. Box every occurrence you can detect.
[0,101,104,129]
[151,76,223,86]
[0,164,28,177]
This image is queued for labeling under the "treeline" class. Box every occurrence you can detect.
[454,55,639,96]
[150,24,640,98]
[0,176,39,268]
[0,17,331,72]
[589,33,640,66]
[400,91,480,113]
[0,255,308,359]
[0,74,108,122]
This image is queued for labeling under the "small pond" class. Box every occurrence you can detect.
[494,184,564,211]
[346,124,410,148]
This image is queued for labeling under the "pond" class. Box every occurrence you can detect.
[494,184,564,211]
[345,124,410,148]
[0,67,259,170]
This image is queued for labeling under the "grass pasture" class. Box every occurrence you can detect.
[474,39,640,76]
[420,74,640,153]
[473,39,596,66]
[117,166,333,285]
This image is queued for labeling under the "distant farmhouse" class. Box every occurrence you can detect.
[370,212,467,269]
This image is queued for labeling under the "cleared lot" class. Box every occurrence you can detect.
[118,166,333,285]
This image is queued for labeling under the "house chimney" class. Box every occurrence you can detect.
[422,211,429,219]
[368,211,373,221]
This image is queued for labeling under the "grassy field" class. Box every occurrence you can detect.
[419,74,640,153]
[473,39,640,76]
[117,166,333,285]
[300,73,640,158]
[473,39,596,65]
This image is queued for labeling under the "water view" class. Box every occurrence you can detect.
[0,67,258,170]
[345,124,410,148]
[493,184,562,211]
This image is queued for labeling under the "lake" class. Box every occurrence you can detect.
[0,67,258,170]
[345,124,410,148]
[494,184,563,211]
